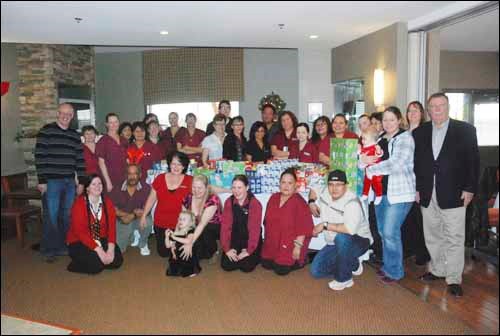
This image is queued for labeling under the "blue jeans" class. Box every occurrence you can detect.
[41,178,76,257]
[375,196,412,280]
[310,233,370,282]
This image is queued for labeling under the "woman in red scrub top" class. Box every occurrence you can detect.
[270,111,299,160]
[261,168,314,275]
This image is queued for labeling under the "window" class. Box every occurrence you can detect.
[445,91,499,146]
[147,102,239,131]
[474,103,499,146]
[60,99,95,132]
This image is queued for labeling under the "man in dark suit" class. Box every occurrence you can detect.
[413,92,479,297]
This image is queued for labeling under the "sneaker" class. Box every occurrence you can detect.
[374,196,382,205]
[140,245,150,256]
[352,262,363,276]
[328,279,354,291]
[131,230,140,247]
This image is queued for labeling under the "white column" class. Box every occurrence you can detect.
[407,31,427,104]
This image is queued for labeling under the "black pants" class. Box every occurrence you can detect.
[67,240,123,275]
[261,259,303,276]
[368,202,383,261]
[221,245,261,273]
[167,255,201,277]
[402,202,430,262]
[154,226,172,258]
[195,223,220,260]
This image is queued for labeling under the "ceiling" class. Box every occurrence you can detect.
[440,8,499,51]
[2,1,455,50]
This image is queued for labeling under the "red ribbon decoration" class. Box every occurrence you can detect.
[1,82,10,96]
[127,147,144,164]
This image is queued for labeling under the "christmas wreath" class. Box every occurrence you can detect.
[259,91,286,114]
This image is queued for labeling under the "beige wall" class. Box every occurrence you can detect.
[1,43,28,176]
[331,22,408,114]
[440,51,499,90]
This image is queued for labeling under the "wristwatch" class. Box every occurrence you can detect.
[323,222,328,231]
[308,199,316,204]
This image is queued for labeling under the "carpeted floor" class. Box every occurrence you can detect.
[1,238,473,335]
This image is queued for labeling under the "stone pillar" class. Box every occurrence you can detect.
[15,44,94,187]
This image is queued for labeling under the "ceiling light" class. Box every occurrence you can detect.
[309,35,319,39]
[160,31,169,35]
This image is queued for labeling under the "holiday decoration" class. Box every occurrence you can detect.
[259,91,287,114]
[127,147,144,164]
[1,82,10,96]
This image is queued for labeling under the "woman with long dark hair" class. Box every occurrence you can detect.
[246,121,271,163]
[311,116,334,167]
[223,116,247,161]
[66,174,123,274]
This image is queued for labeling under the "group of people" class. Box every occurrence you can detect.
[34,92,479,296]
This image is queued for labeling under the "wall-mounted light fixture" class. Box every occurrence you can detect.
[374,69,384,109]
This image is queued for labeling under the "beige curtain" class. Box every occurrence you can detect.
[143,48,244,105]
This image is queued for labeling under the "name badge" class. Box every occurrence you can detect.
[303,152,311,156]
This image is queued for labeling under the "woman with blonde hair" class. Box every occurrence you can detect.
[179,174,223,261]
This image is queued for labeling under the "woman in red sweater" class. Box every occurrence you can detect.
[66,174,123,274]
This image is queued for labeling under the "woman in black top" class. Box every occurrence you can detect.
[223,116,247,161]
[246,121,271,163]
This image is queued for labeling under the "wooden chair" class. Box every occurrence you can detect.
[1,173,42,247]
[1,173,41,207]
[1,206,42,247]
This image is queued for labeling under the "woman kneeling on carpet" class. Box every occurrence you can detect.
[165,210,201,277]
[66,174,123,274]
[261,168,313,275]
[220,175,263,272]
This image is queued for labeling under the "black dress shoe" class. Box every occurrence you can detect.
[415,256,430,266]
[448,284,464,297]
[419,272,445,281]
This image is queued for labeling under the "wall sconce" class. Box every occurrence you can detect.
[1,81,10,96]
[373,69,384,109]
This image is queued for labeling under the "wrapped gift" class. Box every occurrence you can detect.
[222,161,246,175]
[193,167,215,179]
[330,138,362,195]
[209,172,235,189]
